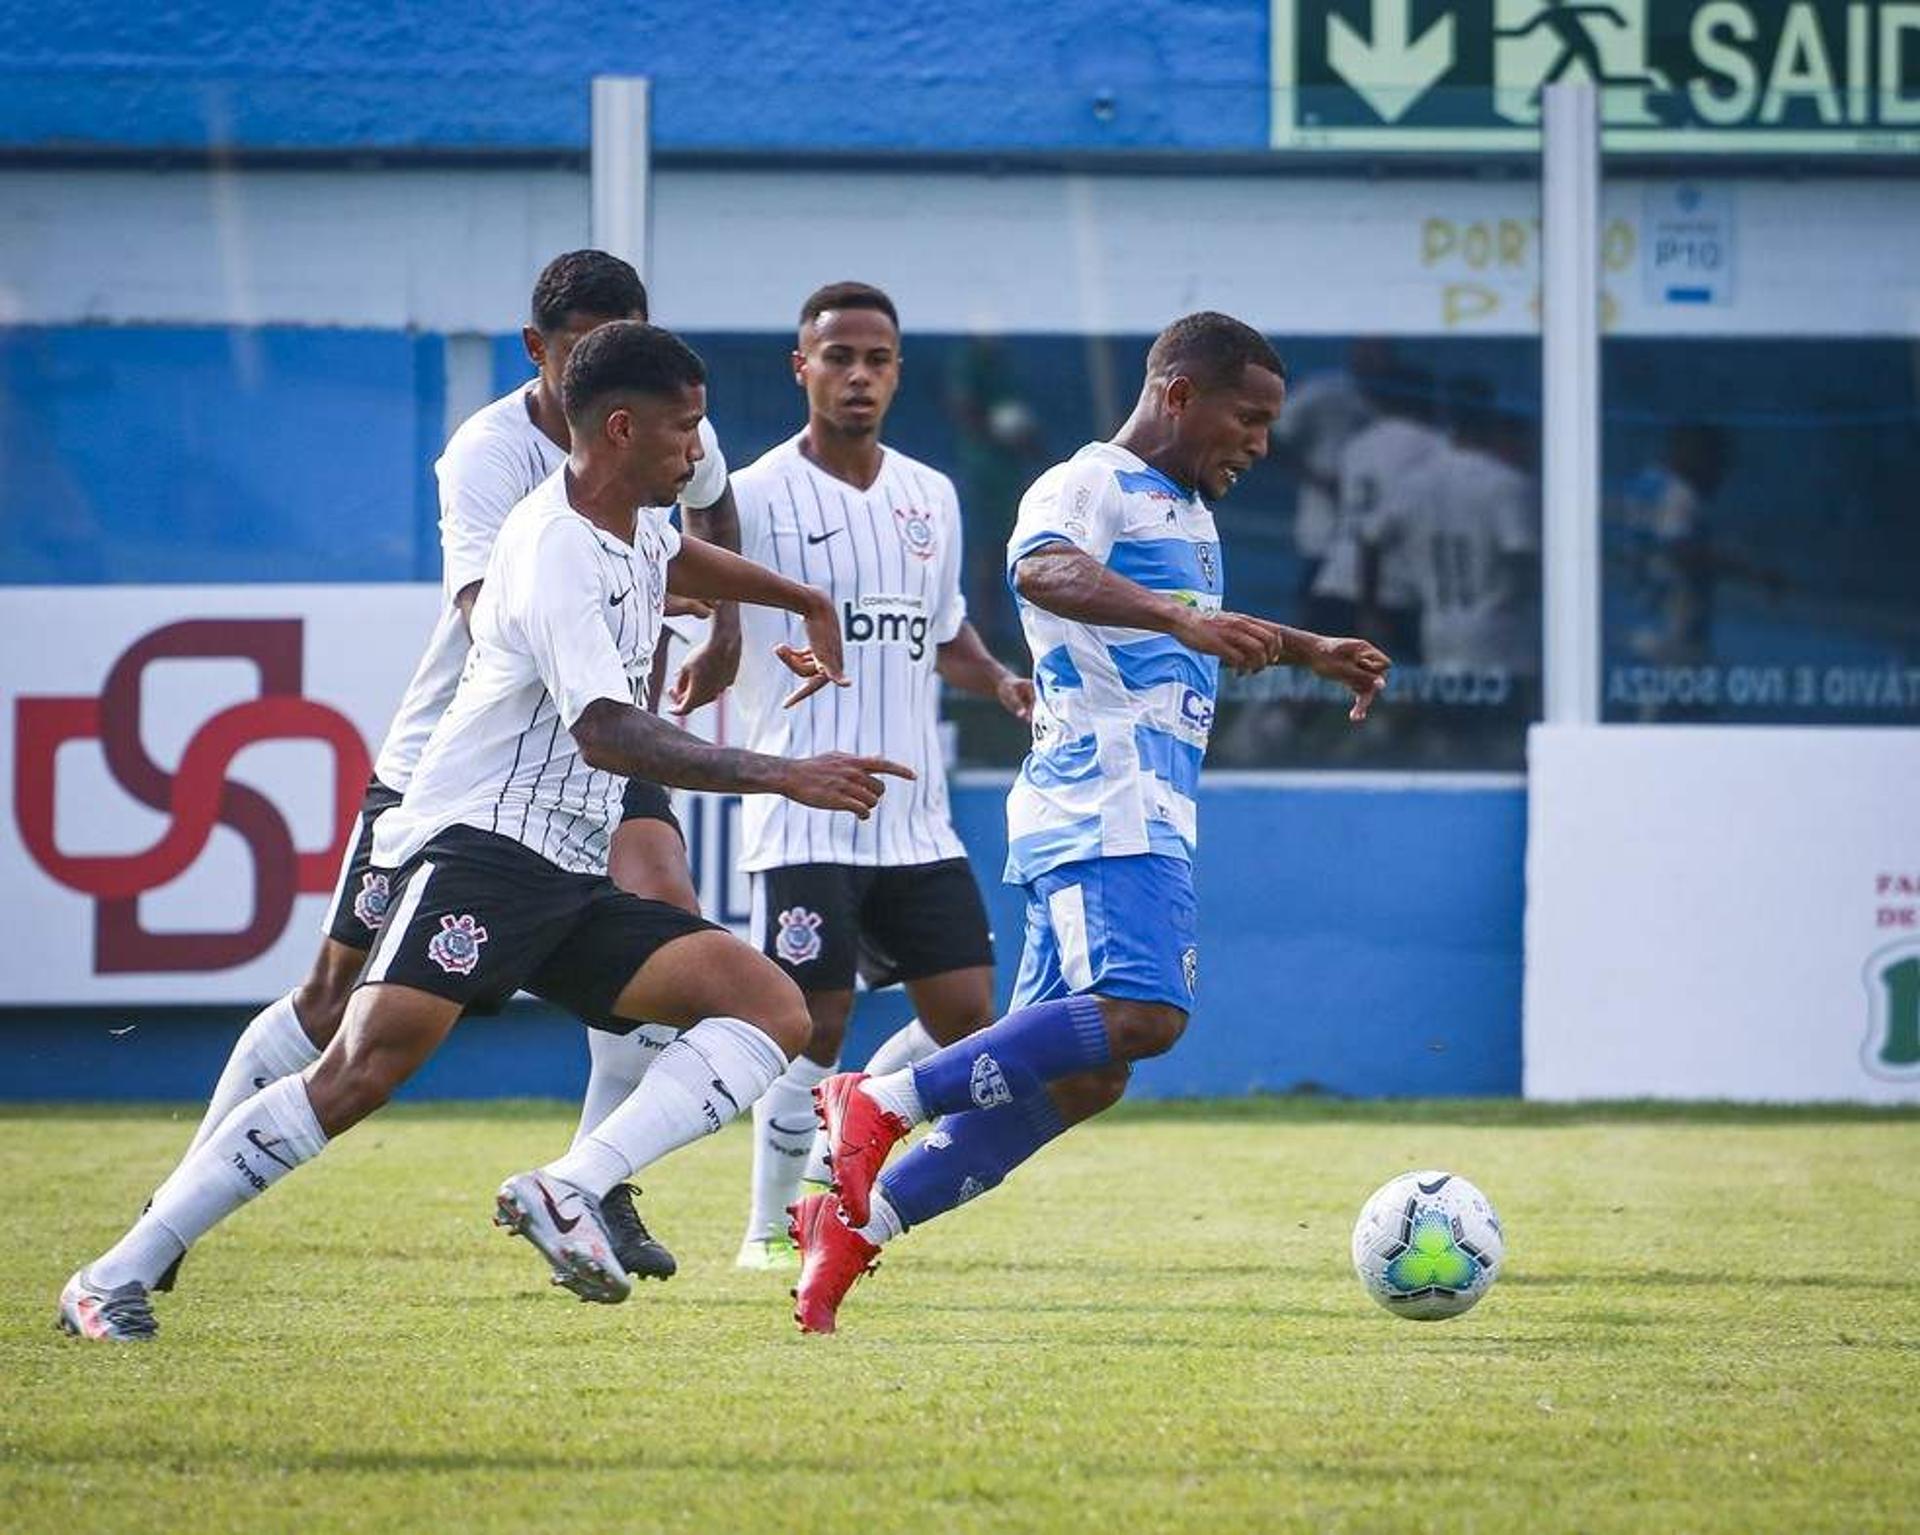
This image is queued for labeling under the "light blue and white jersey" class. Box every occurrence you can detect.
[1003,440,1223,885]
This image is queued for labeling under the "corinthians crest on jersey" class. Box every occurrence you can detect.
[893,505,937,561]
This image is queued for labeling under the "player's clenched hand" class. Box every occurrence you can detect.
[1306,635,1393,722]
[996,675,1036,723]
[1175,609,1286,673]
[777,753,915,818]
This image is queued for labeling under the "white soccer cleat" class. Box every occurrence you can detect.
[493,1172,633,1305]
[57,1268,158,1342]
[734,1233,801,1271]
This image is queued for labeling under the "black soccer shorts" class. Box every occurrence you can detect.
[620,777,684,842]
[358,825,720,1029]
[751,859,995,993]
[321,776,406,950]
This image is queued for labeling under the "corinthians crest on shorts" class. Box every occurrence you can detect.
[352,872,391,931]
[893,505,936,561]
[775,906,824,966]
[427,912,489,976]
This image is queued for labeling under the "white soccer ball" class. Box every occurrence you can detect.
[1350,1170,1504,1321]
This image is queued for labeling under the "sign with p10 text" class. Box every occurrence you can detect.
[1273,0,1920,152]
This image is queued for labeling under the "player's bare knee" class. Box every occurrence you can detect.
[800,1009,848,1067]
[1082,1060,1133,1112]
[734,966,811,1061]
[1097,998,1187,1060]
[1051,1061,1132,1124]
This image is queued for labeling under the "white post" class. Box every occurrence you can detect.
[590,76,652,282]
[1540,82,1601,725]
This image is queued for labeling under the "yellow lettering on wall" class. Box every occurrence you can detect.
[1443,284,1500,328]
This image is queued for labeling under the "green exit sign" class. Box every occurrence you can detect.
[1272,0,1920,152]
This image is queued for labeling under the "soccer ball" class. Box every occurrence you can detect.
[1351,1170,1504,1321]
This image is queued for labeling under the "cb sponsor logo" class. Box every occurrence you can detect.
[14,619,370,974]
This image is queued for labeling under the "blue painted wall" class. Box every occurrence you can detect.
[0,1,1270,154]
[0,780,1525,1101]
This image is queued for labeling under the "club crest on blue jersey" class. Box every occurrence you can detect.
[893,505,937,562]
[1196,542,1218,590]
[775,906,824,966]
[969,1052,1012,1109]
[427,913,489,976]
[1182,945,1199,996]
[352,872,391,931]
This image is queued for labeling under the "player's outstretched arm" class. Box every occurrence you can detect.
[667,538,848,706]
[1257,622,1393,721]
[935,622,1034,722]
[570,698,912,817]
[1012,543,1282,673]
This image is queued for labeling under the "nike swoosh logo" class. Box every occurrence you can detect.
[805,529,842,545]
[1416,1175,1452,1195]
[251,1076,271,1091]
[245,1128,295,1171]
[538,1182,582,1234]
[710,1078,740,1113]
[609,587,632,606]
[769,1118,818,1137]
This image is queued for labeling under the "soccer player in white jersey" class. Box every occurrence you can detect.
[1363,381,1540,694]
[788,313,1392,1333]
[725,282,1038,1268]
[1314,365,1447,661]
[132,252,738,1294]
[59,322,916,1341]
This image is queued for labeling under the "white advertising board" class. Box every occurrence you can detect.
[1524,723,1920,1102]
[0,585,439,1004]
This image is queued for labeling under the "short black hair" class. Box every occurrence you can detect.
[531,250,649,334]
[561,321,706,425]
[799,281,900,335]
[1146,311,1286,393]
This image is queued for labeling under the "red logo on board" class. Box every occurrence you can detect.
[14,619,370,973]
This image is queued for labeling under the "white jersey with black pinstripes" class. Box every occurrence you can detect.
[372,468,681,876]
[372,384,726,793]
[731,433,969,872]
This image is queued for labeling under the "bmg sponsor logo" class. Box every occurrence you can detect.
[14,619,370,974]
[842,594,930,661]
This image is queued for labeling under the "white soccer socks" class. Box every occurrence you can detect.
[92,1075,328,1291]
[747,1055,835,1242]
[859,1066,929,1128]
[542,1017,789,1199]
[175,992,322,1166]
[570,1024,671,1149]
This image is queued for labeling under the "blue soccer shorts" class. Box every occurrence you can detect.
[1008,853,1198,1013]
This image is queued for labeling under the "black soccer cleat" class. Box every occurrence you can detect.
[599,1183,677,1281]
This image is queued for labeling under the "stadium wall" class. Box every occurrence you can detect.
[4,1,1271,155]
[0,776,1526,1102]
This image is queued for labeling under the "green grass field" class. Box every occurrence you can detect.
[4,1100,1916,1533]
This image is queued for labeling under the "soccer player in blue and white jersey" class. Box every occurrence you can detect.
[790,312,1392,1332]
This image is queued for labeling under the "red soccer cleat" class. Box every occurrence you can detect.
[788,1192,879,1335]
[812,1072,909,1228]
